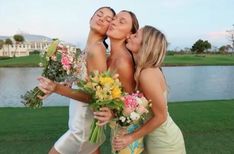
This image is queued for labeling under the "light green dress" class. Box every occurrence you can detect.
[143,92,186,154]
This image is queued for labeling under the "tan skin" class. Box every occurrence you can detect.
[37,8,115,154]
[112,28,168,151]
[93,11,136,126]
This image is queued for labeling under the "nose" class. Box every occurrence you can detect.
[98,17,104,23]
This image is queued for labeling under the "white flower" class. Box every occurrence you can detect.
[119,116,126,122]
[130,112,140,121]
[139,97,149,107]
[136,97,143,105]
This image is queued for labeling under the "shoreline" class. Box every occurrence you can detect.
[1,54,234,67]
[1,99,233,108]
[1,63,234,67]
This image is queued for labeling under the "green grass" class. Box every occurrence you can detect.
[164,54,234,66]
[0,100,233,154]
[0,54,40,67]
[1,54,234,67]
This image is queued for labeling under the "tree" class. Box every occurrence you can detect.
[0,40,4,49]
[226,24,234,52]
[13,34,25,57]
[191,39,211,54]
[5,38,13,56]
[219,45,232,54]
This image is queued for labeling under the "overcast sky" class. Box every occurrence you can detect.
[1,0,233,49]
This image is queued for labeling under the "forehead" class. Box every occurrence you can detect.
[96,8,114,16]
[116,11,132,21]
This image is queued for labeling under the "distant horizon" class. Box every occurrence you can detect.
[1,0,233,50]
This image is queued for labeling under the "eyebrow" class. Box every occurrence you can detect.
[98,11,103,14]
[120,17,127,22]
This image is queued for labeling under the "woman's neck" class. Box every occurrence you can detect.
[109,38,127,57]
[85,30,103,49]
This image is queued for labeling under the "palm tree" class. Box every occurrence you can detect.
[5,38,13,57]
[13,34,25,57]
[0,40,4,49]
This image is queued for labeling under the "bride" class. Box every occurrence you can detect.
[38,6,115,154]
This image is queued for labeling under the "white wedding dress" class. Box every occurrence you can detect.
[54,52,104,154]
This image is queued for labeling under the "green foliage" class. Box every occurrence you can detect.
[166,50,175,56]
[219,45,232,54]
[0,39,4,49]
[29,50,40,55]
[21,58,68,108]
[46,40,59,57]
[13,34,25,43]
[5,38,13,45]
[21,40,70,108]
[0,56,12,60]
[191,39,211,54]
[20,87,44,108]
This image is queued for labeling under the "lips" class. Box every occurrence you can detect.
[108,25,114,31]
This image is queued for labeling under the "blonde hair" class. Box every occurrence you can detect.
[134,25,168,88]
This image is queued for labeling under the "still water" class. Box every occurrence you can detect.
[0,66,234,107]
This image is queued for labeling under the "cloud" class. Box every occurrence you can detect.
[206,31,227,40]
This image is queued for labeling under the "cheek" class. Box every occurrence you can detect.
[127,42,138,53]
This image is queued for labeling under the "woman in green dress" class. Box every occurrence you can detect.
[113,25,186,154]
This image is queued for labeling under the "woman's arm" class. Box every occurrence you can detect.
[37,43,107,103]
[38,76,91,103]
[114,68,168,150]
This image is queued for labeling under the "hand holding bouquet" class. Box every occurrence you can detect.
[21,40,78,108]
[77,70,124,143]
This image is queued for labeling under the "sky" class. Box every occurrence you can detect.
[0,0,233,50]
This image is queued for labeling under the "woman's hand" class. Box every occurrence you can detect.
[113,134,134,151]
[37,76,57,99]
[94,107,114,126]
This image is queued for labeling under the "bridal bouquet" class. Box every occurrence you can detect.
[21,40,79,108]
[109,92,151,154]
[77,70,124,143]
[116,92,151,127]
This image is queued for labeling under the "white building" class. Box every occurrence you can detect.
[0,39,76,57]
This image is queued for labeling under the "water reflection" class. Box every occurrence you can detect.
[0,66,234,107]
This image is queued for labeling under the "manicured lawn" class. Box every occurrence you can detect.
[164,54,234,66]
[0,54,40,67]
[0,99,233,154]
[1,54,234,67]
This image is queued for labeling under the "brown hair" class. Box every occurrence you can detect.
[121,10,139,33]
[91,7,116,49]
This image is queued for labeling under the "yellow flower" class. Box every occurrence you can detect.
[84,82,92,89]
[111,87,122,99]
[99,77,114,86]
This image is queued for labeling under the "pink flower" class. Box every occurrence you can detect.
[123,95,138,108]
[61,54,71,66]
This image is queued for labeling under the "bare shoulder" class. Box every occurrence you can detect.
[87,42,106,56]
[139,68,163,85]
